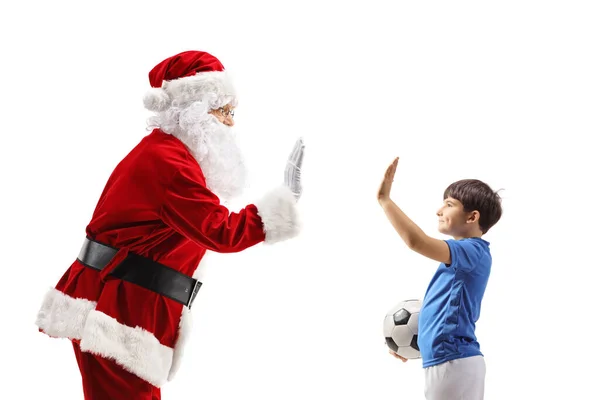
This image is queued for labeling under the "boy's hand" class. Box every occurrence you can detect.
[378,157,399,202]
[389,349,408,362]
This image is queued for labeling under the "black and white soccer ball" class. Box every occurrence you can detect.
[383,299,422,359]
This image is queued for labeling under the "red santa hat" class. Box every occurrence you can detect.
[143,50,236,112]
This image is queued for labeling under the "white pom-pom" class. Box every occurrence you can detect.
[143,87,171,112]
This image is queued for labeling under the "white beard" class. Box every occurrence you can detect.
[148,101,248,202]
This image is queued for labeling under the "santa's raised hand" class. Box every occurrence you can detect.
[284,137,304,201]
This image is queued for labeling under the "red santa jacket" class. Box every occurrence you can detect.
[35,128,300,387]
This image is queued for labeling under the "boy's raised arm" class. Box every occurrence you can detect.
[377,157,451,265]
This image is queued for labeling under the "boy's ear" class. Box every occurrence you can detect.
[466,210,480,224]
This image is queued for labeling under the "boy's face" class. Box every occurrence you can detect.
[436,197,474,237]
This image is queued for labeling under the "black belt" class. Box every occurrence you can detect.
[77,237,202,308]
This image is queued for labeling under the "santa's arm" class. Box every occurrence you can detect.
[160,166,300,252]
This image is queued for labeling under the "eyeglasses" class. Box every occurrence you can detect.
[218,107,235,118]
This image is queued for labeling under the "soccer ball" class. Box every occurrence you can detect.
[383,299,422,359]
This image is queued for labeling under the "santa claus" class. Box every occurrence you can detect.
[35,50,303,400]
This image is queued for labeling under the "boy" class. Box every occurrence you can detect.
[378,157,502,400]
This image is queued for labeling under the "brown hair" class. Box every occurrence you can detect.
[444,179,503,234]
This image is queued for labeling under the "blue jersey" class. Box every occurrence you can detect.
[417,237,491,368]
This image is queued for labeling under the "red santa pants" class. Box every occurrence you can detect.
[72,341,161,400]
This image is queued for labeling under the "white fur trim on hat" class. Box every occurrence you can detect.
[143,70,237,112]
[143,87,172,112]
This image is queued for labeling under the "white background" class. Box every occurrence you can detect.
[1,1,599,399]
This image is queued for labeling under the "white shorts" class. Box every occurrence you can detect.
[424,355,486,400]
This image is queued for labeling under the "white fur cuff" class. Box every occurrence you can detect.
[80,310,174,388]
[35,288,97,339]
[254,186,301,244]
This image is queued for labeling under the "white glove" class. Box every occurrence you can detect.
[284,137,304,201]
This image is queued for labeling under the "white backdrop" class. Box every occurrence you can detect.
[1,1,599,399]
